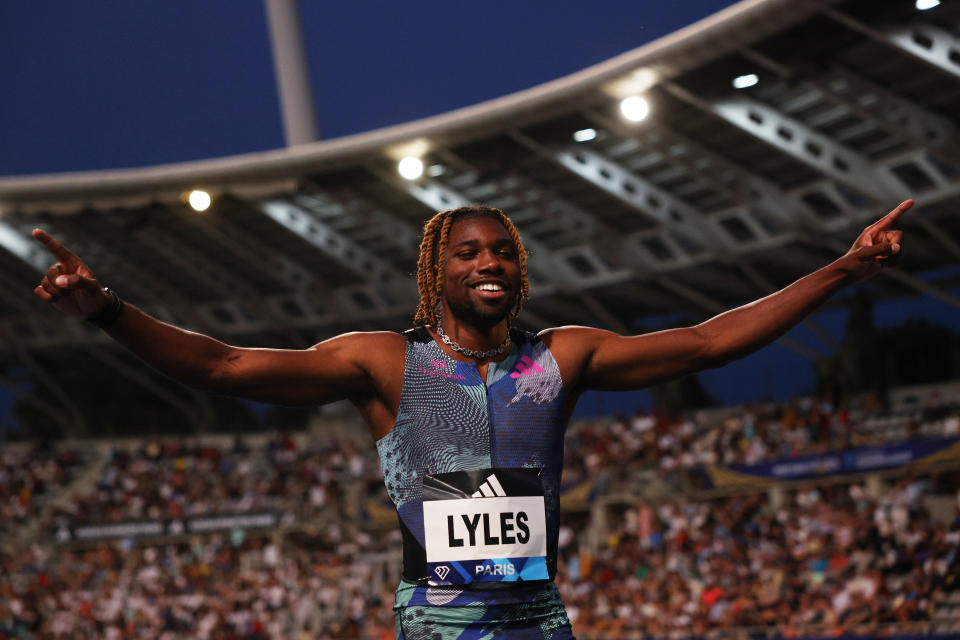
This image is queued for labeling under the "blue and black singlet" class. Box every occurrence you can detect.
[375,326,575,640]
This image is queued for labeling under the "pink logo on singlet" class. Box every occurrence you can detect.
[419,358,466,381]
[509,355,545,378]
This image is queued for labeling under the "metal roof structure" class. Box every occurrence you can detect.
[1,0,959,431]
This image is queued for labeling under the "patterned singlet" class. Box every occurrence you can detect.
[376,326,575,640]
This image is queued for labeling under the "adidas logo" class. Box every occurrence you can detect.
[434,565,450,580]
[471,473,507,498]
[509,355,545,379]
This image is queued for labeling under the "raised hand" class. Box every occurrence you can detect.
[32,229,111,318]
[842,199,911,282]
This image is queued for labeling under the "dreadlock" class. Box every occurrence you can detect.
[414,205,529,327]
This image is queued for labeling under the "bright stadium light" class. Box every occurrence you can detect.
[733,73,759,89]
[188,190,211,212]
[916,0,940,10]
[619,96,649,122]
[573,128,597,142]
[398,156,424,180]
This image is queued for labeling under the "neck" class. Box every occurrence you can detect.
[434,312,511,358]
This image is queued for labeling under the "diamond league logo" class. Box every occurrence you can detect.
[434,565,450,580]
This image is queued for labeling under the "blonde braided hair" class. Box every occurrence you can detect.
[414,205,529,326]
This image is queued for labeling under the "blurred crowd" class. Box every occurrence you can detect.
[2,386,960,639]
[556,476,960,639]
[564,391,960,487]
[5,475,959,639]
[1,528,398,640]
[46,389,960,530]
[0,443,83,542]
[52,434,382,527]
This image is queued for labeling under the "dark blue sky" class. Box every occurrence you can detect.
[1,1,740,175]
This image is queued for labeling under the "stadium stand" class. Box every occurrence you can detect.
[2,383,959,639]
[0,444,85,551]
[561,478,960,639]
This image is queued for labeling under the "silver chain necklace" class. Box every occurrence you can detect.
[435,318,511,359]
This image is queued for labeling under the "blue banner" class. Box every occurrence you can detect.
[703,436,960,489]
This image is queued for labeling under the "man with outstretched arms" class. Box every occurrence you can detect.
[33,201,910,639]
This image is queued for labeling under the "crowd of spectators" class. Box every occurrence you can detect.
[563,390,960,488]
[48,388,960,533]
[51,433,382,528]
[1,527,399,639]
[5,474,959,639]
[3,385,960,638]
[556,476,960,639]
[0,443,84,543]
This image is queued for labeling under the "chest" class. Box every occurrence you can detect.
[389,341,566,472]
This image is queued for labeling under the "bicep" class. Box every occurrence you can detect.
[210,333,377,405]
[575,325,717,391]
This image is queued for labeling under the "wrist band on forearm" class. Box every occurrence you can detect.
[85,287,125,329]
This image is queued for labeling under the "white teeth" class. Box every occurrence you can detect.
[474,283,503,291]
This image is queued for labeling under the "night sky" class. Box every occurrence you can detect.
[1,1,956,423]
[1,0,739,175]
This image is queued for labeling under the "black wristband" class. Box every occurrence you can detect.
[85,287,125,329]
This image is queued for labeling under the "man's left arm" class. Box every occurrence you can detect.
[546,200,911,392]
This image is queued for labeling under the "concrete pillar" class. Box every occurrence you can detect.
[264,0,319,145]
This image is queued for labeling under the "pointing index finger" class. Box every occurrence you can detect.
[32,228,80,265]
[871,199,913,232]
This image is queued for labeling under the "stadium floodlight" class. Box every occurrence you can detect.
[573,128,597,142]
[619,96,649,122]
[188,190,212,212]
[398,156,424,180]
[733,73,759,89]
[916,0,940,9]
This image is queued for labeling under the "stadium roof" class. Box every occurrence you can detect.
[1,0,958,369]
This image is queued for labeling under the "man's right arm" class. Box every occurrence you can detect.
[31,228,392,406]
[103,304,387,405]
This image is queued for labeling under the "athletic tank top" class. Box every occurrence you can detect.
[376,326,567,587]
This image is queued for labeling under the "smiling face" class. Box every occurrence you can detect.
[440,216,522,330]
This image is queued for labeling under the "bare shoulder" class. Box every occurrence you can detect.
[309,330,406,366]
[310,330,407,350]
[537,325,612,351]
[272,330,408,408]
[536,325,613,391]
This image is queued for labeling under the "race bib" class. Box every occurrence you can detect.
[422,468,549,585]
